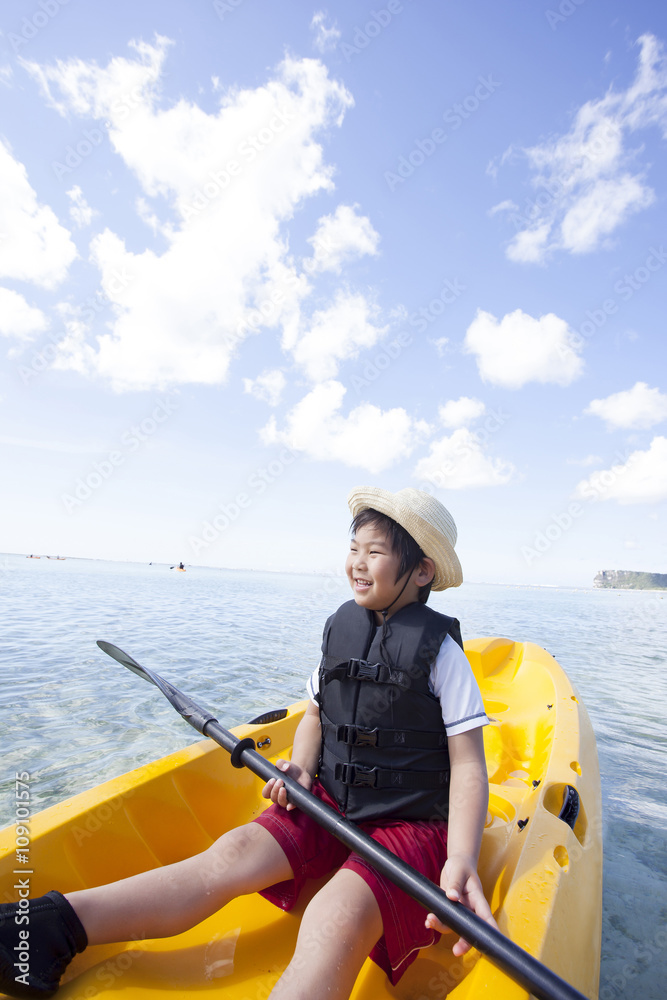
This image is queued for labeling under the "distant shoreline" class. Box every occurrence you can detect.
[5,552,667,592]
[594,569,667,591]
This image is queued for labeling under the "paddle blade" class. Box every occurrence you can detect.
[97,640,156,686]
[96,639,219,736]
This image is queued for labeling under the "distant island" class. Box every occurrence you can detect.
[594,570,667,590]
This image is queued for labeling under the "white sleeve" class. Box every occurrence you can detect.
[429,634,489,736]
[307,665,320,705]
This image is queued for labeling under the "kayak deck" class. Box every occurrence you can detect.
[0,638,602,999]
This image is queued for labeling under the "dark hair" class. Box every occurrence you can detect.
[350,508,433,603]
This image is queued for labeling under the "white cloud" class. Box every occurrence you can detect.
[488,199,518,216]
[289,290,387,382]
[486,145,517,180]
[243,369,286,406]
[26,41,354,390]
[506,223,551,264]
[49,303,96,376]
[0,139,76,289]
[559,174,654,253]
[0,288,48,341]
[497,34,667,262]
[439,396,486,428]
[414,428,515,490]
[261,380,429,474]
[463,308,583,389]
[573,437,667,504]
[135,196,168,237]
[585,382,667,429]
[311,11,341,53]
[66,185,96,228]
[431,336,449,357]
[24,36,171,120]
[306,204,379,274]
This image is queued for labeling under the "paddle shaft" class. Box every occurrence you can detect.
[204,718,585,1000]
[96,641,588,1000]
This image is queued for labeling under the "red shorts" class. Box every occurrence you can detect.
[253,780,448,985]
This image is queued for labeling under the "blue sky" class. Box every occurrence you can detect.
[1,0,666,586]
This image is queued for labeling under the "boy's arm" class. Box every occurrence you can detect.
[262,700,321,810]
[425,726,497,953]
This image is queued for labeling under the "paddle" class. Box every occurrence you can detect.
[97,640,587,1000]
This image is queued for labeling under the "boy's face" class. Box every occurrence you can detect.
[346,522,421,619]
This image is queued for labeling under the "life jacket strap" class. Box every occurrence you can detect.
[323,657,411,688]
[324,720,447,750]
[334,762,450,790]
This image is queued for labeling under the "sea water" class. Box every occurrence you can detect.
[1,554,665,998]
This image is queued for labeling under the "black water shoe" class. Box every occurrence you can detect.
[0,891,87,998]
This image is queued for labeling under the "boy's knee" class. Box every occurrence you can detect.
[301,873,382,945]
[202,823,262,877]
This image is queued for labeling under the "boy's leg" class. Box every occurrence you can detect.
[270,868,383,1000]
[67,822,292,944]
[1,823,293,999]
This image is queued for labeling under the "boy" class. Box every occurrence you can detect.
[0,486,495,1000]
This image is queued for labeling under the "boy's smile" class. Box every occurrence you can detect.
[346,523,426,621]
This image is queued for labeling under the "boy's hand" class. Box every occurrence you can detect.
[262,759,313,811]
[425,854,497,955]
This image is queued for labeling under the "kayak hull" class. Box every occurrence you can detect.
[0,638,602,999]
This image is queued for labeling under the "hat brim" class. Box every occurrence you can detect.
[348,487,463,591]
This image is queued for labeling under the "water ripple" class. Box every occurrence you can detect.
[1,557,665,998]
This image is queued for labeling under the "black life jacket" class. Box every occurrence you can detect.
[317,599,463,822]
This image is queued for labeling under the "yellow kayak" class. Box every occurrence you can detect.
[0,637,602,999]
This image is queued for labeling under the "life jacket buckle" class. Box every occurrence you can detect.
[336,724,378,747]
[335,763,378,787]
[347,658,383,681]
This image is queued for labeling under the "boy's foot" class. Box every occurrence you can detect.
[0,891,87,998]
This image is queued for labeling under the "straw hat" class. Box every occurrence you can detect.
[347,486,463,591]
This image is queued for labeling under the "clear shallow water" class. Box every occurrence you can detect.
[1,554,666,998]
